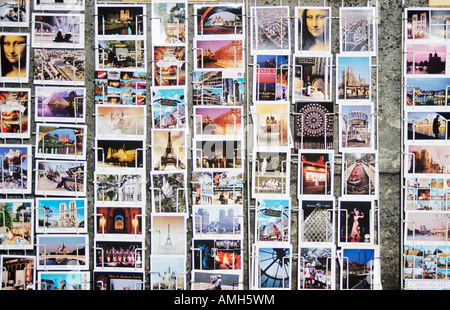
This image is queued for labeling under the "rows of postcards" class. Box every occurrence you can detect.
[402,7,450,290]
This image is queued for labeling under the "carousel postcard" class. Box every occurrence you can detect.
[35,123,87,160]
[250,6,290,55]
[0,255,35,290]
[192,239,242,271]
[151,87,186,129]
[255,198,291,243]
[252,150,290,198]
[33,48,85,85]
[95,139,145,171]
[0,199,33,250]
[96,39,146,72]
[295,6,332,54]
[94,172,145,206]
[193,205,243,239]
[299,199,335,244]
[153,45,186,86]
[193,139,243,171]
[95,104,146,139]
[194,3,244,38]
[0,144,31,194]
[151,0,187,45]
[36,234,89,270]
[32,13,84,49]
[193,38,244,71]
[35,197,87,234]
[35,159,86,196]
[292,55,332,101]
[0,87,30,139]
[35,86,85,123]
[150,171,187,213]
[0,32,29,84]
[95,205,144,240]
[151,214,186,256]
[193,106,243,139]
[0,0,29,27]
[94,239,144,272]
[96,4,146,38]
[38,271,90,290]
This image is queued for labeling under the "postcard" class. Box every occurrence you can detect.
[253,54,289,102]
[0,199,33,249]
[191,270,242,290]
[96,4,146,38]
[193,106,243,139]
[250,6,290,54]
[193,38,244,71]
[94,70,147,105]
[93,271,144,290]
[298,246,336,290]
[153,45,186,86]
[34,0,84,11]
[152,0,186,45]
[292,55,332,101]
[336,55,371,102]
[193,205,243,238]
[0,32,29,83]
[405,9,430,40]
[294,101,334,150]
[35,197,87,234]
[404,77,450,109]
[94,172,145,206]
[252,102,290,150]
[36,234,89,270]
[255,198,290,243]
[38,271,89,290]
[151,129,186,171]
[95,240,144,271]
[298,150,334,197]
[338,199,374,245]
[151,215,186,256]
[405,211,450,243]
[429,9,450,40]
[150,255,186,290]
[339,103,375,152]
[151,171,187,213]
[35,159,86,196]
[338,245,381,289]
[295,7,331,54]
[339,7,377,55]
[1,255,35,290]
[96,39,146,72]
[192,239,242,271]
[0,0,28,27]
[0,144,31,194]
[404,176,448,211]
[405,111,450,143]
[194,4,244,38]
[405,43,446,75]
[35,123,87,160]
[33,48,85,85]
[342,152,378,197]
[96,104,146,138]
[95,139,145,171]
[252,150,290,198]
[192,170,244,206]
[95,206,144,239]
[35,86,85,123]
[32,13,84,49]
[192,70,244,106]
[194,139,243,170]
[251,244,292,289]
[406,144,450,175]
[300,199,335,244]
[0,87,30,139]
[151,87,186,129]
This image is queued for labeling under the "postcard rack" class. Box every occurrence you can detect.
[0,0,393,291]
[400,2,450,290]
